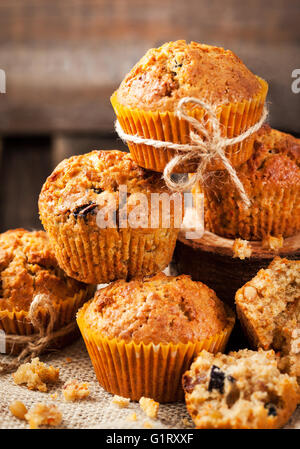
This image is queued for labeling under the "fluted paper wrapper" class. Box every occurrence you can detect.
[111,77,268,173]
[0,286,94,355]
[77,310,235,403]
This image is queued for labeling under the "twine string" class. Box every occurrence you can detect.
[115,98,268,208]
[0,294,77,374]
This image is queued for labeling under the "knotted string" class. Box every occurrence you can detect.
[0,293,77,374]
[115,98,268,208]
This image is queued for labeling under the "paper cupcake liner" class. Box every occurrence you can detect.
[0,286,94,355]
[77,308,235,402]
[200,180,300,240]
[46,221,179,284]
[111,77,268,173]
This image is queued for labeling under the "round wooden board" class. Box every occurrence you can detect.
[171,231,300,307]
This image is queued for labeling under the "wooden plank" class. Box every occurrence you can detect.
[0,0,299,134]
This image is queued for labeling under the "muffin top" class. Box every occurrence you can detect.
[237,125,300,186]
[79,272,233,344]
[115,40,263,111]
[39,150,170,226]
[0,229,88,312]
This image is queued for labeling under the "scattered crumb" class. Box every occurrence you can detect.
[262,235,283,251]
[65,357,72,364]
[25,403,62,429]
[143,421,153,428]
[63,379,90,402]
[126,412,137,422]
[12,358,59,392]
[139,397,159,419]
[50,393,58,401]
[233,238,252,260]
[112,395,130,408]
[9,400,28,420]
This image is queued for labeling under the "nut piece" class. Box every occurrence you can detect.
[233,239,252,260]
[139,397,159,419]
[25,403,62,429]
[244,286,258,301]
[63,379,90,402]
[12,358,59,392]
[112,395,130,408]
[9,401,28,420]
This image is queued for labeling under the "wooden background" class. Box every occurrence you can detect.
[0,0,299,231]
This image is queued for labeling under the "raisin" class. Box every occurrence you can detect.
[227,375,236,383]
[73,202,97,220]
[92,187,103,194]
[264,402,277,417]
[208,365,225,394]
[182,374,207,393]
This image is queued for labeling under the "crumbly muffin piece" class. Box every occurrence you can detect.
[235,257,300,382]
[116,40,263,111]
[25,403,62,429]
[9,401,28,420]
[183,349,299,429]
[12,357,59,392]
[39,150,180,284]
[232,239,252,260]
[202,125,300,239]
[0,228,91,312]
[112,395,130,408]
[139,397,159,419]
[80,272,233,345]
[62,379,90,402]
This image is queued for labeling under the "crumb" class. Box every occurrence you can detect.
[50,393,58,401]
[126,412,137,422]
[233,238,252,260]
[139,397,159,419]
[262,235,283,251]
[25,403,62,429]
[143,421,153,428]
[63,379,90,402]
[12,358,59,392]
[111,395,130,408]
[9,400,28,420]
[65,357,72,363]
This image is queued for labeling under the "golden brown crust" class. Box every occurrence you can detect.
[183,349,299,429]
[200,126,300,239]
[0,228,88,312]
[116,40,262,111]
[79,272,232,345]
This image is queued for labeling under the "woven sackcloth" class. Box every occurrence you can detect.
[0,337,299,429]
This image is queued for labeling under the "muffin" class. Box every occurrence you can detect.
[197,125,300,240]
[235,257,300,383]
[39,150,181,284]
[111,40,268,173]
[0,229,94,354]
[77,272,235,402]
[183,349,299,429]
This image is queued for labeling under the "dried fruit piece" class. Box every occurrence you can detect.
[265,402,277,417]
[208,365,225,394]
[72,202,97,220]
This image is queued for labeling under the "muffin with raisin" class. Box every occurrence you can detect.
[77,272,235,402]
[39,150,181,284]
[0,229,94,354]
[111,40,268,172]
[183,349,299,429]
[198,125,300,240]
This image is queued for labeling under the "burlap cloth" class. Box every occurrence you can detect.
[0,337,299,429]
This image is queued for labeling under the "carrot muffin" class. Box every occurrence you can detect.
[235,257,300,384]
[199,125,300,240]
[77,272,235,402]
[183,349,299,429]
[111,40,268,172]
[39,150,181,284]
[0,229,94,354]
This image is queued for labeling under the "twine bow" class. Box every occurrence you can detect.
[0,294,77,374]
[115,98,268,209]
